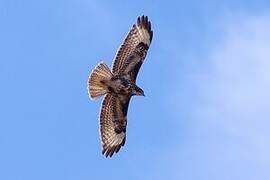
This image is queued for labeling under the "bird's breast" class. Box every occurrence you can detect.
[108,77,132,95]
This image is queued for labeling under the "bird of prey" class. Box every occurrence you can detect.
[87,15,153,157]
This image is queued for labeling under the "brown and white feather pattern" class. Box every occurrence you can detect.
[112,15,153,75]
[87,62,112,99]
[89,15,153,158]
[99,94,130,157]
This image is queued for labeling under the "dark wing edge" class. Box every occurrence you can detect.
[111,15,153,75]
[99,94,131,157]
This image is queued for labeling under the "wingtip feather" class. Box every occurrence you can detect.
[136,15,153,43]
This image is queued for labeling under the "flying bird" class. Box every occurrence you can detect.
[87,16,153,157]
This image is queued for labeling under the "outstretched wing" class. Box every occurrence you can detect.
[112,15,153,80]
[99,93,131,157]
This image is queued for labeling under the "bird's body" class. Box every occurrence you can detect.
[102,75,144,96]
[87,16,153,157]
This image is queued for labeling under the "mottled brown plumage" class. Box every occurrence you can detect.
[87,15,153,157]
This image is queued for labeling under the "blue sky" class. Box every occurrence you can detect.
[1,0,270,179]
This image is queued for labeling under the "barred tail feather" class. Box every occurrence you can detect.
[88,62,112,99]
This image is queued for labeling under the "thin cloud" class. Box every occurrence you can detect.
[159,13,270,180]
[195,14,270,164]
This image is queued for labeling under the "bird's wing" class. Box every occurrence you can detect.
[112,15,153,81]
[99,93,131,157]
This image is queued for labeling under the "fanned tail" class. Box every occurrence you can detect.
[87,62,112,99]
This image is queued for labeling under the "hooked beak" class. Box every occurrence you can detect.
[136,91,145,96]
[134,85,145,96]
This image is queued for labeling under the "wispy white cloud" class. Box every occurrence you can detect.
[191,13,270,171]
[159,13,270,180]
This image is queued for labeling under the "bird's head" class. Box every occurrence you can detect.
[133,85,145,96]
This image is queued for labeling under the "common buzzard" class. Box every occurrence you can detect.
[87,16,153,157]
